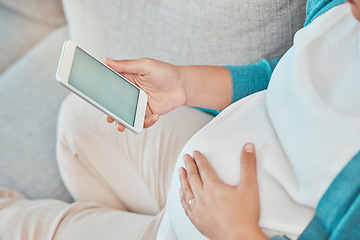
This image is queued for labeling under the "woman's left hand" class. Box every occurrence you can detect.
[179,143,268,240]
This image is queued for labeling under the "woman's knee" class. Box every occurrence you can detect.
[57,94,88,137]
[56,94,92,167]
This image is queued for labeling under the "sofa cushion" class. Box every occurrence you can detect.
[0,0,65,26]
[0,6,59,74]
[0,25,72,202]
[62,0,307,65]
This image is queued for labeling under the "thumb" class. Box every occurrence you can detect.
[238,142,258,188]
[104,58,150,75]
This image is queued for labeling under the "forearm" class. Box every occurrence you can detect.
[179,58,280,112]
[180,65,233,111]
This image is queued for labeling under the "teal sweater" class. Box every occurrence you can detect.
[224,0,360,239]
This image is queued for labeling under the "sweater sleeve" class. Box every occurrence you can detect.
[305,0,346,27]
[198,57,281,116]
[225,57,280,103]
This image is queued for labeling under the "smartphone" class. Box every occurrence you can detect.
[56,40,147,134]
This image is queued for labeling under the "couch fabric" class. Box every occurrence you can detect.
[0,26,71,202]
[0,0,65,25]
[0,0,65,73]
[63,0,306,65]
[0,0,307,202]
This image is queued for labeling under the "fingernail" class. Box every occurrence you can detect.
[178,168,182,177]
[179,189,182,198]
[105,57,114,62]
[244,143,255,153]
[154,114,159,121]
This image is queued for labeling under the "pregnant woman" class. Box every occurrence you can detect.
[0,0,359,239]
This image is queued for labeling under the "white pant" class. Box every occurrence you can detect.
[0,94,213,240]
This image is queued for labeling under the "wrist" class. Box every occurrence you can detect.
[178,65,189,107]
[179,65,232,109]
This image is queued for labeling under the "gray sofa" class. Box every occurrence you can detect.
[0,0,307,203]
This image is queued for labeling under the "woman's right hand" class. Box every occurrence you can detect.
[104,58,187,132]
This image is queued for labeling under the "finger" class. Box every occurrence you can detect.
[183,154,203,194]
[115,122,126,132]
[192,151,221,185]
[238,142,257,186]
[104,58,151,75]
[144,114,160,128]
[107,116,114,123]
[179,188,195,222]
[179,167,196,205]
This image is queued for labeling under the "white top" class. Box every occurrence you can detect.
[157,3,360,239]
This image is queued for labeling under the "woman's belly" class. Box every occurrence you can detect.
[160,91,315,239]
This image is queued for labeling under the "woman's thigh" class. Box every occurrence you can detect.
[56,94,214,215]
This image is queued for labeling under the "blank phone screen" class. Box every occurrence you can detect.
[69,47,139,126]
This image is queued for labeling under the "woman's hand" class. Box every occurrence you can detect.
[104,58,187,131]
[104,58,232,132]
[179,143,268,240]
